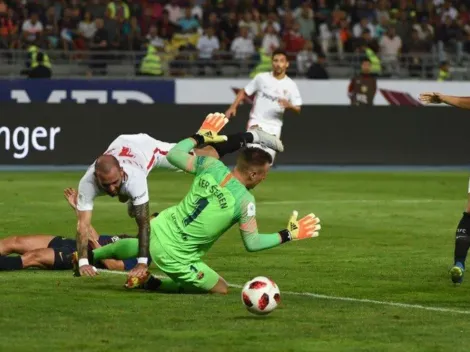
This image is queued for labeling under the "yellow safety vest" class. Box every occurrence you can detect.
[140,46,163,76]
[438,69,450,81]
[107,2,130,19]
[28,45,51,69]
[250,49,271,78]
[365,48,381,74]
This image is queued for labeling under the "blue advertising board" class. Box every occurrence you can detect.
[0,79,175,103]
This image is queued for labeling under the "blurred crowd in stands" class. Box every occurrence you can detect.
[3,0,469,78]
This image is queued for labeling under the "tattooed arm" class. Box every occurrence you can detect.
[76,210,98,276]
[135,201,150,259]
[127,201,150,279]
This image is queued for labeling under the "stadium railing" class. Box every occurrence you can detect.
[0,49,467,79]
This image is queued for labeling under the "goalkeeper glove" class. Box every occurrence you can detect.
[282,211,321,241]
[195,112,229,144]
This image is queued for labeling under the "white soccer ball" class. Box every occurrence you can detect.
[241,276,281,315]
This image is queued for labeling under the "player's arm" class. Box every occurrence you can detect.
[444,96,470,109]
[279,84,302,114]
[225,76,259,118]
[64,187,100,241]
[75,178,99,276]
[419,92,470,109]
[239,200,321,252]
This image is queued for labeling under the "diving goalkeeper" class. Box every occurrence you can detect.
[75,114,321,294]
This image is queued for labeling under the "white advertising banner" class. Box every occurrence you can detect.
[175,79,467,106]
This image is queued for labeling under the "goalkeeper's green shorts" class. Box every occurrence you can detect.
[149,220,220,291]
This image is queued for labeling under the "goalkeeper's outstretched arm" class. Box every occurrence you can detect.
[239,201,321,252]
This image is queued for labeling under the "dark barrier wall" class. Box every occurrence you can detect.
[1,104,470,165]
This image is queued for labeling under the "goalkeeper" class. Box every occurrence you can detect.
[76,114,321,294]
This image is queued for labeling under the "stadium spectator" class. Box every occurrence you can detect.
[107,0,130,21]
[395,11,413,44]
[297,4,314,40]
[146,24,165,50]
[375,15,389,39]
[282,22,305,57]
[78,11,97,49]
[380,26,402,75]
[189,0,203,21]
[0,0,6,15]
[0,8,19,49]
[204,12,220,36]
[220,11,239,45]
[337,18,353,55]
[239,11,259,38]
[261,23,280,55]
[436,16,464,62]
[231,26,255,60]
[138,45,162,76]
[43,7,59,49]
[437,60,451,81]
[21,12,43,46]
[127,16,142,50]
[413,17,435,41]
[294,1,313,20]
[103,7,120,50]
[406,29,433,78]
[165,0,183,25]
[277,0,291,18]
[88,17,108,76]
[318,22,332,54]
[353,18,375,39]
[375,0,390,22]
[196,26,220,76]
[28,51,52,78]
[440,0,458,21]
[59,8,78,51]
[306,53,328,79]
[157,10,179,40]
[261,12,281,34]
[178,7,200,34]
[296,40,316,75]
[315,0,331,25]
[87,0,106,20]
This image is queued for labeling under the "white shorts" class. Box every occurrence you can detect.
[246,119,283,160]
[106,133,178,172]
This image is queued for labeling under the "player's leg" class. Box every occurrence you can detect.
[449,190,470,284]
[92,238,139,262]
[73,239,139,276]
[0,234,56,255]
[0,248,58,270]
[247,122,282,163]
[134,260,228,295]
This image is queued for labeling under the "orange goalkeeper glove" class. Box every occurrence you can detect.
[286,211,321,240]
[196,112,229,144]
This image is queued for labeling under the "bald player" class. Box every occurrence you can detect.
[76,114,284,277]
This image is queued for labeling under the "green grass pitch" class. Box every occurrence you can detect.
[1,171,470,352]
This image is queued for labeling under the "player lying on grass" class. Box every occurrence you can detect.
[0,188,154,272]
[77,113,284,278]
[419,91,470,284]
[74,114,321,294]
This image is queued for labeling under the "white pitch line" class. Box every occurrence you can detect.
[97,269,470,316]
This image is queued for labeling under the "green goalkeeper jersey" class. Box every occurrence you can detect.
[154,138,283,263]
